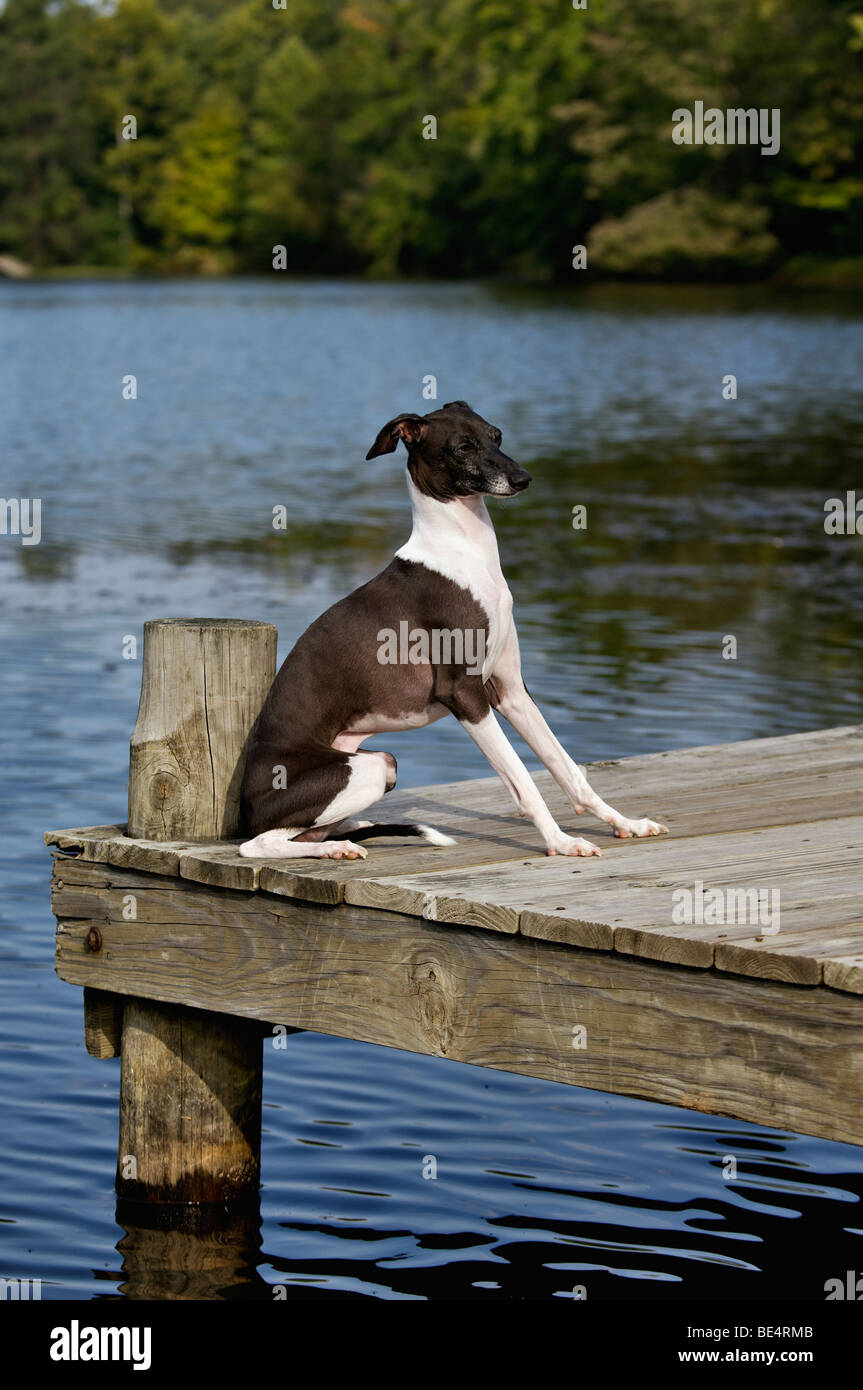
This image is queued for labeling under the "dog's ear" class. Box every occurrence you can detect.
[443,400,471,411]
[366,413,427,459]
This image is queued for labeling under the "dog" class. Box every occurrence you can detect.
[239,401,668,861]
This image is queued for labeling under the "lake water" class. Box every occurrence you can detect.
[1,278,862,1300]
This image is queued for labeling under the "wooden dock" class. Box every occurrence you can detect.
[43,619,863,1209]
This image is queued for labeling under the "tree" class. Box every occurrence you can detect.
[150,89,244,270]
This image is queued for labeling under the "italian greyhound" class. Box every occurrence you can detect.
[239,401,668,860]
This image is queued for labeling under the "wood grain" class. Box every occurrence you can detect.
[127,618,276,842]
[83,988,123,1058]
[117,996,263,1203]
[46,725,863,991]
[53,861,863,1147]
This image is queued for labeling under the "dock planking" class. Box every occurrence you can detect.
[46,722,863,1153]
[47,725,863,993]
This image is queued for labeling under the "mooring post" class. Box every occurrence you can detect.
[128,617,277,841]
[118,617,276,1203]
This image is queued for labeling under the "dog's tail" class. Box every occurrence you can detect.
[347,822,456,846]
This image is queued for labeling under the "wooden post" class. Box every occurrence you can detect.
[121,619,273,1204]
[128,618,277,842]
[83,987,123,1058]
[117,999,263,1204]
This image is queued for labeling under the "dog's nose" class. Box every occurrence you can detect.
[511,471,532,492]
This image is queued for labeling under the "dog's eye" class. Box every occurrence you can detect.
[457,439,476,453]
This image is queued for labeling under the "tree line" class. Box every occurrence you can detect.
[1,0,861,279]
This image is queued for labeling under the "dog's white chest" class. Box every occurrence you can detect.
[396,533,513,682]
[474,572,513,679]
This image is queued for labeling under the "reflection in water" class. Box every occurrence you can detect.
[115,1199,266,1301]
[1,279,861,1299]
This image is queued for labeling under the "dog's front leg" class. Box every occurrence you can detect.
[494,681,667,839]
[445,695,601,857]
[485,635,667,839]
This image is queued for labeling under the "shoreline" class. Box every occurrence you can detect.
[3,256,863,291]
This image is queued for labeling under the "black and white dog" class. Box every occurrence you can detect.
[239,401,667,860]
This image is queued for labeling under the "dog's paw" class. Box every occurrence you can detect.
[612,817,668,839]
[546,833,602,858]
[320,840,368,860]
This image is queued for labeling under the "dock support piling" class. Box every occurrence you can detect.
[83,987,123,1058]
[117,998,264,1205]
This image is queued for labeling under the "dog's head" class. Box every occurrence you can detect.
[366,400,531,502]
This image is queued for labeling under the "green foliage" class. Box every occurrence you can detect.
[150,90,244,268]
[0,0,860,277]
[588,190,780,278]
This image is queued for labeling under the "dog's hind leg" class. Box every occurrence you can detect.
[239,827,367,860]
[239,749,395,859]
